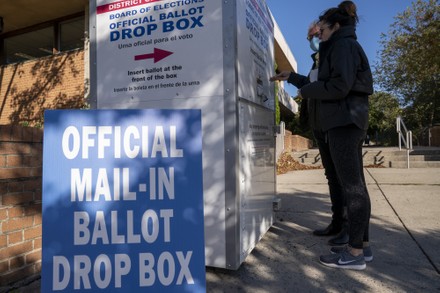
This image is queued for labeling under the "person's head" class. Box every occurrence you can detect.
[318,1,358,41]
[307,21,320,40]
[307,21,320,52]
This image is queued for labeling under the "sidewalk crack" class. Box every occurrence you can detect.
[365,168,440,275]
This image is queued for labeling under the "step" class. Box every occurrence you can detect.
[389,161,440,168]
[290,147,440,168]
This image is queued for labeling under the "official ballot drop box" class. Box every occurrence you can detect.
[90,0,276,269]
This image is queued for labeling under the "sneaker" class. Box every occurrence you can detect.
[320,250,366,270]
[330,246,373,262]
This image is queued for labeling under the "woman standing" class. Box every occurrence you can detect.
[271,21,349,245]
[298,1,374,270]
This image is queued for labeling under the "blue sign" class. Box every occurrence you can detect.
[42,109,205,292]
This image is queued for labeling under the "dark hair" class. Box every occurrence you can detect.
[319,1,358,28]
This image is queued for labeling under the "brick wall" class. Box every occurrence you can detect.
[283,130,293,153]
[0,125,43,287]
[0,49,86,126]
[283,130,313,152]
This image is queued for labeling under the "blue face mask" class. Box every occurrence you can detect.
[309,36,320,52]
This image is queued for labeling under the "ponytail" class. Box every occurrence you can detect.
[320,0,358,28]
[338,1,359,24]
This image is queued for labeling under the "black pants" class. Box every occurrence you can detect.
[314,124,371,249]
[314,130,346,228]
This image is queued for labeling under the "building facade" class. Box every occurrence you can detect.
[0,1,89,126]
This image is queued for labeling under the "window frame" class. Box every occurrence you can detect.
[0,12,85,65]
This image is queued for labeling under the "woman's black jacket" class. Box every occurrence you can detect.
[298,25,373,132]
[287,53,318,129]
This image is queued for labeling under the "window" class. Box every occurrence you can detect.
[4,27,53,64]
[1,15,85,65]
[59,17,85,52]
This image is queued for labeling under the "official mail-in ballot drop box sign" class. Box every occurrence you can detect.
[41,109,206,292]
[90,0,275,270]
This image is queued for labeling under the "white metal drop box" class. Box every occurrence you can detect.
[90,0,276,269]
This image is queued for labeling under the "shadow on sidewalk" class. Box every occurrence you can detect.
[206,187,440,292]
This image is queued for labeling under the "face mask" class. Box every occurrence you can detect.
[309,36,320,52]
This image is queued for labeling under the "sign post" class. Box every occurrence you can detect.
[42,109,205,292]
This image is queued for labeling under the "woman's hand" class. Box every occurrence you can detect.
[270,71,291,81]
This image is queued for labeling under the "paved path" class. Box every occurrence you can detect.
[206,168,440,292]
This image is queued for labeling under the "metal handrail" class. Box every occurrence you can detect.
[396,116,413,168]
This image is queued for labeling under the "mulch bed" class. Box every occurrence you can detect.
[276,152,322,175]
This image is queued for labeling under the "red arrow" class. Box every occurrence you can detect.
[134,48,173,63]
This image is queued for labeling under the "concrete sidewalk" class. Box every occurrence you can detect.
[206,168,440,292]
[8,168,440,292]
